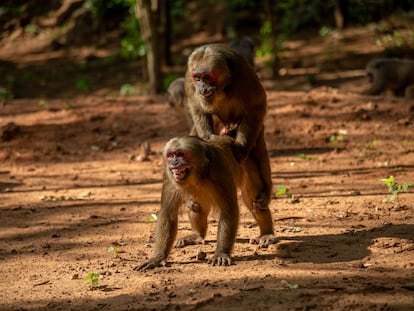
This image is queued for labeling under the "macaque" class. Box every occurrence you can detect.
[134,135,241,270]
[229,36,255,67]
[167,77,193,129]
[185,43,275,246]
[363,58,414,98]
[167,78,233,133]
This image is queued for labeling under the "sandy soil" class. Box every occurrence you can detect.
[1,86,414,310]
[1,8,414,309]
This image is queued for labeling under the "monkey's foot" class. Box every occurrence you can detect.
[175,234,205,248]
[208,253,233,266]
[133,257,168,271]
[250,234,277,248]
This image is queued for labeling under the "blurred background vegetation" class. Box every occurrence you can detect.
[0,0,413,98]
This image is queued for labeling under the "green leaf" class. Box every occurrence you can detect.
[276,185,287,196]
[145,213,158,222]
[281,280,299,290]
[83,273,100,286]
[380,176,394,185]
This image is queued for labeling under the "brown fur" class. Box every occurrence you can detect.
[363,58,414,98]
[134,136,241,270]
[184,45,274,244]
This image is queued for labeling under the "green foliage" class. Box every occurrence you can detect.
[296,153,317,160]
[76,77,92,92]
[275,185,294,199]
[84,0,133,18]
[83,273,100,287]
[380,176,412,203]
[120,16,146,60]
[145,213,158,223]
[274,1,331,34]
[281,280,299,290]
[83,0,145,60]
[107,246,120,258]
[319,26,334,37]
[0,88,14,101]
[119,83,135,96]
[329,134,345,145]
[24,23,39,35]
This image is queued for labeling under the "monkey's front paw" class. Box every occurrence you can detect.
[250,234,277,248]
[133,257,167,271]
[175,234,205,248]
[208,253,233,266]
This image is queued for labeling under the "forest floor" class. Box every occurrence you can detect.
[1,16,414,311]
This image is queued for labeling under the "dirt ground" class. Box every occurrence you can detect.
[1,21,414,311]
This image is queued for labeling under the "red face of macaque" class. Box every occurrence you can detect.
[192,70,218,100]
[166,149,192,183]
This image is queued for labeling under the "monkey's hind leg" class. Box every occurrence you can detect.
[175,200,209,248]
[241,158,276,248]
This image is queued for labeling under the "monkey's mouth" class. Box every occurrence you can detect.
[170,166,191,182]
[200,90,214,100]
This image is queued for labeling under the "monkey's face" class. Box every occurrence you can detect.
[191,70,218,101]
[165,149,192,184]
[187,45,231,106]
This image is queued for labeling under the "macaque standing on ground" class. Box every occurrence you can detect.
[135,136,242,270]
[363,58,414,98]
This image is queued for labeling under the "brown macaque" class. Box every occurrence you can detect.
[167,77,234,134]
[229,36,255,67]
[134,135,241,270]
[363,58,414,98]
[167,77,193,129]
[185,43,275,247]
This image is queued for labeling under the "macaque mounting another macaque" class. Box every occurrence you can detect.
[184,43,275,246]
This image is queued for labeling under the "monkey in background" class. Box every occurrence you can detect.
[229,36,255,67]
[134,135,242,270]
[363,58,414,98]
[185,43,275,247]
[167,77,193,129]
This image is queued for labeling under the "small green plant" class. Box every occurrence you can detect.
[296,153,317,160]
[83,272,100,288]
[107,246,120,258]
[275,185,294,199]
[329,134,345,145]
[319,26,334,37]
[119,83,136,96]
[281,280,299,290]
[380,176,412,203]
[145,213,157,222]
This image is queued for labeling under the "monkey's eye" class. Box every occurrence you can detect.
[203,74,211,82]
[176,151,185,158]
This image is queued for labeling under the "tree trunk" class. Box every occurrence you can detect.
[136,0,164,94]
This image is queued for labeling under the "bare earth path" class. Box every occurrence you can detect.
[1,89,414,310]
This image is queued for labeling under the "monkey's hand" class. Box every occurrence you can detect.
[208,253,233,266]
[250,234,277,248]
[133,256,168,271]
